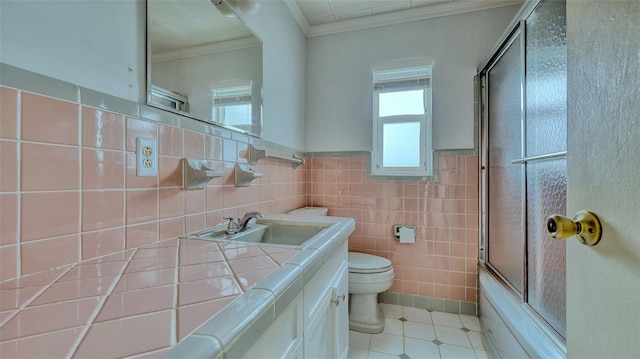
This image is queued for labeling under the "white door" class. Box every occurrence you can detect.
[566,1,640,358]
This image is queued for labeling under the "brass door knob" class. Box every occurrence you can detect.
[547,210,602,246]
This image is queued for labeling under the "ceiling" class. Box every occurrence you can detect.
[287,0,524,36]
[148,0,255,54]
[148,0,524,55]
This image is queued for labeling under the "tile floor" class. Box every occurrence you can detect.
[347,303,487,359]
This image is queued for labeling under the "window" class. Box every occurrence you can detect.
[372,61,433,176]
[149,85,188,112]
[212,81,253,129]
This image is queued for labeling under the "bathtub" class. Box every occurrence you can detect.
[479,267,566,359]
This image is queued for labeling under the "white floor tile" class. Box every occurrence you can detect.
[347,347,369,359]
[359,305,486,359]
[431,311,463,328]
[466,330,484,349]
[367,351,400,359]
[434,326,472,348]
[459,314,481,331]
[369,333,404,356]
[380,303,403,319]
[439,344,478,359]
[404,337,440,358]
[403,306,431,323]
[382,318,404,336]
[350,330,372,350]
[403,321,436,341]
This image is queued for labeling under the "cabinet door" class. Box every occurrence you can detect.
[332,265,349,359]
[303,289,332,359]
[244,294,303,359]
[304,263,348,359]
[289,340,304,359]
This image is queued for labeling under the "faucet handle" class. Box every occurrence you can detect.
[224,216,239,234]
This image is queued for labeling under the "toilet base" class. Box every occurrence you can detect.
[348,293,385,334]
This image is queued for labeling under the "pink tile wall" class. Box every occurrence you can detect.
[308,155,480,303]
[0,86,307,282]
[1,84,479,305]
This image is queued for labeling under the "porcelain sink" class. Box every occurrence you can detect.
[190,220,330,247]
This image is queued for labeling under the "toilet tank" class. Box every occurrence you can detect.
[288,207,328,216]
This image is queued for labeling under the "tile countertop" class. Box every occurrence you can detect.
[0,215,355,359]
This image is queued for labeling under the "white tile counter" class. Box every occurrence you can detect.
[0,215,354,358]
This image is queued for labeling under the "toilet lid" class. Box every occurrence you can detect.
[348,252,392,274]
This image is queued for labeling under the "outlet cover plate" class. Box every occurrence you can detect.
[136,137,157,177]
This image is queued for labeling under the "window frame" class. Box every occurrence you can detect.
[211,81,253,126]
[372,64,433,177]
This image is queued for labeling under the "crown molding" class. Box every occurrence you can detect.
[152,36,261,63]
[284,0,523,38]
[283,0,311,36]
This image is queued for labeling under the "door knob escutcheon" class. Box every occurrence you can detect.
[547,210,602,246]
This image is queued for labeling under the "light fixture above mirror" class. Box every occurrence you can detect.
[147,0,263,137]
[211,0,260,16]
[210,0,235,17]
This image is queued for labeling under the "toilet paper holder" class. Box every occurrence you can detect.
[393,225,416,240]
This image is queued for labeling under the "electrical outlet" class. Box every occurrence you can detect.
[136,137,157,177]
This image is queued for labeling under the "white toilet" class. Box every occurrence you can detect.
[287,207,395,334]
[347,252,394,333]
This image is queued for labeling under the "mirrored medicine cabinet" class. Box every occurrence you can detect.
[146,0,263,137]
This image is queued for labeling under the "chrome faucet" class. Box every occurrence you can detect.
[224,211,264,235]
[237,211,264,231]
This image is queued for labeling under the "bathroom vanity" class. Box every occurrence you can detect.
[166,213,352,359]
[242,240,348,359]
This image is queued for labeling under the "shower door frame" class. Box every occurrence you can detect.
[477,0,567,357]
[479,22,528,300]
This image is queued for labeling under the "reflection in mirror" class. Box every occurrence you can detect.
[147,0,263,136]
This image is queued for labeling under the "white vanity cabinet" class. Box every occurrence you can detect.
[245,241,349,359]
[302,241,348,359]
[243,293,304,359]
[304,263,348,359]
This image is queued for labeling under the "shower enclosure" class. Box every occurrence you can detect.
[478,0,567,357]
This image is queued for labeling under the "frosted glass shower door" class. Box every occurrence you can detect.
[481,0,567,340]
[485,33,524,294]
[525,0,567,338]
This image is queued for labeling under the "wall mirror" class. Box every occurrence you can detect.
[147,0,263,137]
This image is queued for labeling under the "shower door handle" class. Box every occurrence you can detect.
[547,210,602,246]
[511,151,567,164]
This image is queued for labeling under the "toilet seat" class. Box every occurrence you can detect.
[348,252,392,274]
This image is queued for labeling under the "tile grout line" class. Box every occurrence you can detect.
[154,122,160,247]
[16,89,22,279]
[67,247,139,357]
[0,264,73,328]
[78,101,83,263]
[171,241,180,346]
[121,111,127,252]
[216,242,247,295]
